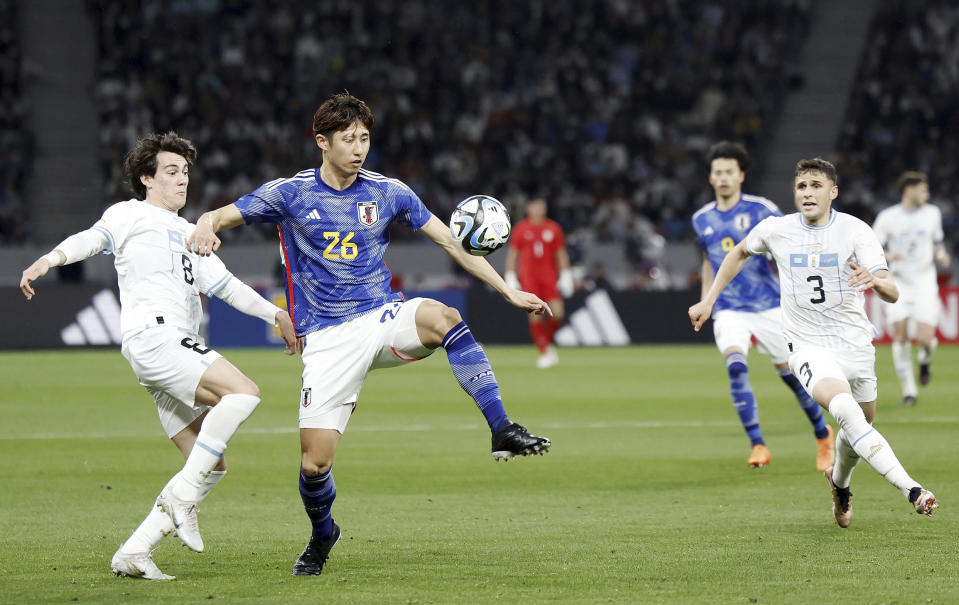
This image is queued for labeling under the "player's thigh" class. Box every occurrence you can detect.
[911,287,941,327]
[122,328,223,436]
[788,346,850,404]
[300,427,342,474]
[746,307,790,364]
[413,298,462,346]
[372,298,436,368]
[195,356,259,406]
[298,313,383,433]
[836,347,878,404]
[711,310,753,356]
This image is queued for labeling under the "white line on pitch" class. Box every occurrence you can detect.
[2,416,957,441]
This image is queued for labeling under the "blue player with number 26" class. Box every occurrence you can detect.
[187,92,551,576]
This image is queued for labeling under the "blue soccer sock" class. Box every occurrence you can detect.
[442,321,510,434]
[778,368,830,439]
[726,352,764,446]
[299,468,336,540]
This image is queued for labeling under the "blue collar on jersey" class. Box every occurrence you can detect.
[799,209,837,230]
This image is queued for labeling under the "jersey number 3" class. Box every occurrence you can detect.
[323,231,358,260]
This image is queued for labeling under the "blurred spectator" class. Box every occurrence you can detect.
[0,0,32,245]
[85,0,811,253]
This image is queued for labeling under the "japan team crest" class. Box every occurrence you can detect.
[301,387,312,408]
[357,201,378,226]
[734,213,751,231]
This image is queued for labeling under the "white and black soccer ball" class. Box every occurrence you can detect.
[449,195,512,256]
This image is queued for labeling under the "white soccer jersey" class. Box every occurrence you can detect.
[745,210,888,350]
[872,202,943,289]
[91,200,235,340]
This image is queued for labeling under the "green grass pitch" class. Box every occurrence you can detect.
[1,344,956,604]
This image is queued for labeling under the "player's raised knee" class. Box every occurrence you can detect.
[301,458,333,476]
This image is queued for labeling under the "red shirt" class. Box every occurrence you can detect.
[510,218,565,285]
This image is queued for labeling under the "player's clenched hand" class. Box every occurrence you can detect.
[275,310,300,355]
[847,262,876,291]
[186,220,221,256]
[506,289,553,317]
[688,300,713,332]
[20,258,52,300]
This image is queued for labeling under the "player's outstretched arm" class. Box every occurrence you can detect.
[21,228,112,300]
[20,253,60,300]
[418,215,551,316]
[688,240,751,331]
[848,263,898,303]
[187,204,245,256]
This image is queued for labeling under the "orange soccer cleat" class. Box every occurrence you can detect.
[747,444,771,468]
[815,425,836,472]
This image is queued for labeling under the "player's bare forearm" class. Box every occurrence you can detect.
[556,248,571,271]
[704,241,750,305]
[700,255,714,301]
[504,247,518,273]
[188,204,244,255]
[848,264,898,303]
[419,215,550,315]
[935,243,950,268]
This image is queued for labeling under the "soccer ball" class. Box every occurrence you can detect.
[449,195,512,256]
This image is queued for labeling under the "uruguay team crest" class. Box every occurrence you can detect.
[734,213,751,231]
[357,201,378,226]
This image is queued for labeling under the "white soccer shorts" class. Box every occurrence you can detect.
[712,307,790,364]
[885,283,940,327]
[787,344,877,404]
[298,298,434,433]
[121,326,223,438]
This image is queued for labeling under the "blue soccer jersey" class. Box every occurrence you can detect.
[692,194,782,313]
[234,168,433,335]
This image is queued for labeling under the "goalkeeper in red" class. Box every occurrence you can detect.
[505,197,574,368]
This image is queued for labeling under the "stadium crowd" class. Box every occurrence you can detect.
[836,0,959,248]
[85,0,811,276]
[0,0,31,245]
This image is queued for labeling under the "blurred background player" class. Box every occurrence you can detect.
[872,171,950,406]
[691,157,938,526]
[692,142,834,470]
[19,132,297,580]
[504,197,574,368]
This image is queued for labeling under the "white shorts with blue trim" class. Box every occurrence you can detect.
[712,307,790,364]
[121,325,222,438]
[299,298,434,433]
[787,344,877,403]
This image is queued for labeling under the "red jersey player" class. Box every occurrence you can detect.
[504,197,574,367]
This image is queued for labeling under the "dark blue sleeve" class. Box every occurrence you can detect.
[393,184,433,231]
[234,181,290,224]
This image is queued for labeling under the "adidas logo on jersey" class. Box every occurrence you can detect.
[554,290,630,346]
[305,209,321,220]
[703,226,714,236]
[60,289,122,345]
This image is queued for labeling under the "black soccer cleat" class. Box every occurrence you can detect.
[291,522,341,576]
[919,363,931,386]
[491,423,550,460]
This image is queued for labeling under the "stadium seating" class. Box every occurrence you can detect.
[84,0,812,266]
[0,0,31,244]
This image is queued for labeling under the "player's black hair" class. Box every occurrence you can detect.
[795,157,838,185]
[312,91,375,139]
[707,141,750,172]
[123,132,197,199]
[896,171,927,194]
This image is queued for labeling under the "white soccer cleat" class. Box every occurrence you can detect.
[912,489,939,517]
[111,549,175,580]
[535,346,559,369]
[157,489,204,552]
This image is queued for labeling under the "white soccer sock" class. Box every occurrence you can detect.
[828,393,917,497]
[198,469,227,502]
[831,428,860,489]
[891,341,917,397]
[120,473,180,554]
[917,338,937,365]
[172,393,259,502]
